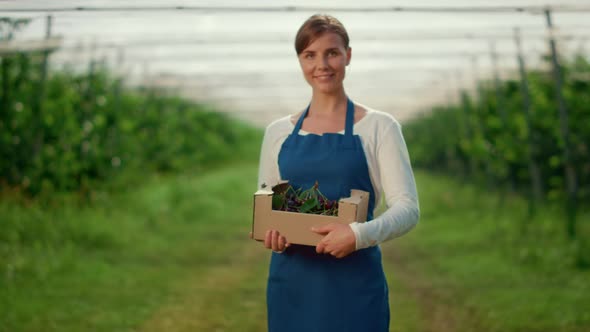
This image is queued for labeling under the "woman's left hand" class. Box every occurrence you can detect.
[311,223,356,258]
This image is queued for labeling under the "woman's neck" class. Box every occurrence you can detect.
[308,89,348,117]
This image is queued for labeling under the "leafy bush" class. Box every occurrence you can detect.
[404,54,590,203]
[0,52,261,196]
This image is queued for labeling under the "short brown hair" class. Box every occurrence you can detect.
[294,14,350,55]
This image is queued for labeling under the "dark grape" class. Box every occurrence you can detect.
[271,182,339,216]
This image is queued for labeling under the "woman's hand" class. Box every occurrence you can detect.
[264,230,290,253]
[312,223,356,258]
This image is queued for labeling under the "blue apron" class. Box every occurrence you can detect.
[267,98,389,332]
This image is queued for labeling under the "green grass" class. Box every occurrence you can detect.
[384,267,427,332]
[1,165,589,332]
[384,170,590,332]
[0,162,262,332]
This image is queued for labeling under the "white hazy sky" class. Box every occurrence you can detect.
[1,1,589,126]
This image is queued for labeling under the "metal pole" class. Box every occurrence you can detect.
[490,41,508,125]
[80,37,96,180]
[514,27,543,208]
[455,70,474,178]
[115,49,124,113]
[459,89,476,178]
[489,40,517,191]
[454,70,463,108]
[454,71,469,175]
[443,72,457,172]
[109,47,124,159]
[471,56,493,187]
[545,8,578,239]
[32,15,52,159]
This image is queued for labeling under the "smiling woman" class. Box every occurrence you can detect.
[255,14,421,332]
[295,14,351,96]
[297,32,351,95]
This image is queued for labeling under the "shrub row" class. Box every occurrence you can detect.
[404,55,590,202]
[0,53,261,196]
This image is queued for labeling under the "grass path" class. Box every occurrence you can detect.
[4,164,588,331]
[384,245,457,332]
[134,165,449,332]
[383,242,484,332]
[138,236,268,332]
[2,162,427,331]
[137,234,455,332]
[384,171,590,332]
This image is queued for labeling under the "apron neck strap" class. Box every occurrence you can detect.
[292,98,355,137]
[344,98,354,136]
[292,104,309,135]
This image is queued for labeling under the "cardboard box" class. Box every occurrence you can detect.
[251,189,369,246]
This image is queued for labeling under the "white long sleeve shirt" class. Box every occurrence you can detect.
[257,105,420,250]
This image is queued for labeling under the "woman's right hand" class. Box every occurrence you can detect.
[264,230,290,253]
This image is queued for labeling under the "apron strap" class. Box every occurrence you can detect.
[291,104,310,136]
[344,98,354,138]
[291,97,355,142]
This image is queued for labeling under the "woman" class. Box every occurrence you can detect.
[256,14,420,332]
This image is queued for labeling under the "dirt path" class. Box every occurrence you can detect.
[138,240,269,332]
[137,239,482,332]
[383,243,485,332]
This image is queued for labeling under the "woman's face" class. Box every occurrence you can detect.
[298,32,351,95]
